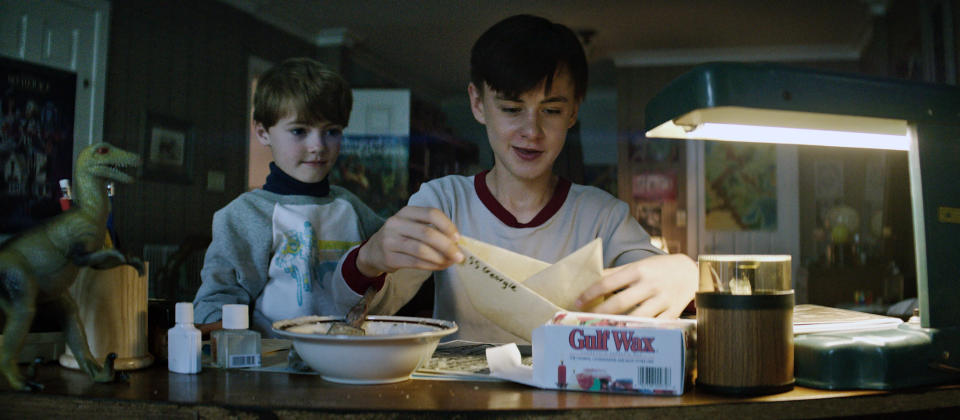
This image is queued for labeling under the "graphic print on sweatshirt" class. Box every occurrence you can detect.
[276,221,316,306]
[258,202,363,322]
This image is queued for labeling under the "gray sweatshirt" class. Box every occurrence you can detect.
[192,187,383,335]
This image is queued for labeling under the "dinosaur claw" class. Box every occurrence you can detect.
[92,352,119,383]
[105,353,129,383]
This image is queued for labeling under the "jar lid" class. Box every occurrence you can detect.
[222,304,249,329]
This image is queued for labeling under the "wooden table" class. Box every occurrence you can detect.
[2,362,959,419]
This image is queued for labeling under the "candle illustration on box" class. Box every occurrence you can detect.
[557,360,566,388]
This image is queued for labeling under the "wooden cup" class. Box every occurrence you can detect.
[59,264,154,370]
[696,291,794,395]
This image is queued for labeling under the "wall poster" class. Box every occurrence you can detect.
[704,141,777,231]
[1,56,76,235]
[328,134,409,218]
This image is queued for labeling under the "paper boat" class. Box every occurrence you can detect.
[455,236,603,341]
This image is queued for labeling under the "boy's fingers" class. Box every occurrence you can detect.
[602,265,630,276]
[383,250,451,272]
[591,283,656,314]
[401,207,459,239]
[399,236,450,266]
[415,208,463,263]
[424,208,460,239]
[628,297,668,318]
[656,303,684,319]
[390,207,463,264]
[392,220,463,263]
[576,266,635,307]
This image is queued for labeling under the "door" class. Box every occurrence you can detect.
[0,0,110,163]
[246,56,274,191]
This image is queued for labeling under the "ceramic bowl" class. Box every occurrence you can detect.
[272,315,457,384]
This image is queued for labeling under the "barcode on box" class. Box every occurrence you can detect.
[228,354,261,368]
[638,366,671,387]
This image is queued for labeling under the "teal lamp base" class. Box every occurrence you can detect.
[794,322,960,389]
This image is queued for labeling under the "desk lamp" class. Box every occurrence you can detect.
[645,62,960,389]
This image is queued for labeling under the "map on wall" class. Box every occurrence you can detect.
[704,141,777,231]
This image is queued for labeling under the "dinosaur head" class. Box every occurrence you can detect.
[76,142,141,184]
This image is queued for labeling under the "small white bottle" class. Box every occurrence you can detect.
[167,302,202,374]
[212,304,261,369]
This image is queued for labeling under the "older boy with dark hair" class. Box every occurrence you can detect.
[193,58,384,335]
[333,15,697,343]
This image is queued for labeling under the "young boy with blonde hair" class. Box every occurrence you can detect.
[193,58,384,335]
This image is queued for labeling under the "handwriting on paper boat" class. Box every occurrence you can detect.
[465,255,518,291]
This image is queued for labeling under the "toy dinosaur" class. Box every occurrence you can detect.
[0,142,143,391]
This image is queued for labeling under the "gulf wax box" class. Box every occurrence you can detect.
[532,311,696,395]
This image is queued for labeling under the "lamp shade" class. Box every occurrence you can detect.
[644,62,959,134]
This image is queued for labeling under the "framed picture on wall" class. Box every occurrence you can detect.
[142,113,194,184]
[328,134,409,218]
[704,141,777,231]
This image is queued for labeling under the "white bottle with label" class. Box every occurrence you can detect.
[212,304,261,369]
[167,302,202,374]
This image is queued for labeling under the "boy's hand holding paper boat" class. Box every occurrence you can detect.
[454,235,697,342]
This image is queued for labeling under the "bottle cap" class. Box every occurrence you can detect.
[175,302,194,324]
[222,304,249,329]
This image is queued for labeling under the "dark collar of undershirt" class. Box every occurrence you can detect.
[262,162,330,198]
[473,169,571,228]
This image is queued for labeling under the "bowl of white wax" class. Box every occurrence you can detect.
[272,315,457,384]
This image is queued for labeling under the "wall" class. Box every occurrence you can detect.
[616,65,694,253]
[441,98,493,169]
[578,87,618,166]
[105,0,326,258]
